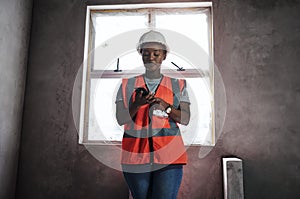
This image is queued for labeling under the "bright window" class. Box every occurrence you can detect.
[80,3,214,145]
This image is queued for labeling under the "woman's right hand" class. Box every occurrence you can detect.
[133,91,156,107]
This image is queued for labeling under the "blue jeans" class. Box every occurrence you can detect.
[123,165,183,199]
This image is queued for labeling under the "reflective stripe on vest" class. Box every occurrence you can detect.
[121,75,187,165]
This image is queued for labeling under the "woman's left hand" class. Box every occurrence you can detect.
[151,97,169,110]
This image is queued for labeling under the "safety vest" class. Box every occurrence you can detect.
[121,75,187,165]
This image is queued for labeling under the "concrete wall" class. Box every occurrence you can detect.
[0,0,32,198]
[16,0,300,198]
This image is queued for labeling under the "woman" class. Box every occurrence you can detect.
[115,30,190,199]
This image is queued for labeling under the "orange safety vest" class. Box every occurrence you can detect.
[121,75,187,165]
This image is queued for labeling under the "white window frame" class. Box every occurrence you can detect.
[79,2,215,145]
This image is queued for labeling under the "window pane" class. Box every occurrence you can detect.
[88,78,123,141]
[88,77,213,145]
[155,10,211,72]
[82,5,214,146]
[156,11,209,54]
[181,78,213,145]
[92,13,147,47]
[91,13,148,70]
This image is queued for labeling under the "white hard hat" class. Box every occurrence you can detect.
[137,30,169,53]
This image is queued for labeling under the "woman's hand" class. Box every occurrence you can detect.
[127,91,156,120]
[151,97,190,125]
[133,91,156,107]
[151,97,169,110]
[117,92,190,126]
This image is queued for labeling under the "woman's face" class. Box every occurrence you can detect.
[141,43,166,73]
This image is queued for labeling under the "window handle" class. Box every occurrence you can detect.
[171,62,185,71]
[114,58,122,72]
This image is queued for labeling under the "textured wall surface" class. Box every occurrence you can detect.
[0,0,32,198]
[16,0,300,198]
[213,0,300,198]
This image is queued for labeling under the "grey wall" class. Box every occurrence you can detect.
[213,0,300,198]
[0,0,32,198]
[16,0,300,198]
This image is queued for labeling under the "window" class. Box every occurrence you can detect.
[79,3,214,145]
